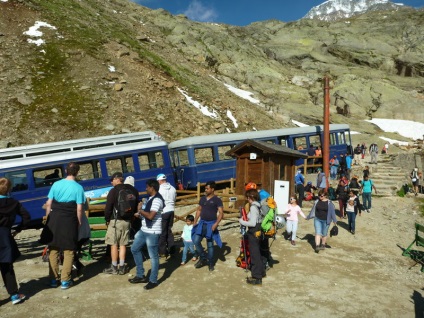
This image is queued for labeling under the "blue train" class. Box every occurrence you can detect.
[0,125,351,227]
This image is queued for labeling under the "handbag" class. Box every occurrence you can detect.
[330,225,338,237]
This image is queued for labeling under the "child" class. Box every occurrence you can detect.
[284,196,306,246]
[181,215,197,265]
[346,190,361,234]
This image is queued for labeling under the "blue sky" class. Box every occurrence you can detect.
[131,0,424,25]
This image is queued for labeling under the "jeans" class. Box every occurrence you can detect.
[0,263,18,295]
[314,218,329,237]
[182,240,197,263]
[131,230,160,283]
[193,223,214,264]
[286,220,299,241]
[347,212,356,232]
[362,192,372,210]
[330,166,338,179]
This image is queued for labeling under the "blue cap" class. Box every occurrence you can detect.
[156,173,166,181]
[259,189,270,201]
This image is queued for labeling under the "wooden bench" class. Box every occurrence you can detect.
[80,216,107,261]
[402,223,424,272]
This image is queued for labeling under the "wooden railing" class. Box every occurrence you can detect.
[295,155,323,174]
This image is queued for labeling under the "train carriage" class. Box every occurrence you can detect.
[0,135,172,227]
[169,124,351,189]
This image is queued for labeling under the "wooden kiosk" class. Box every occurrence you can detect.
[226,139,308,195]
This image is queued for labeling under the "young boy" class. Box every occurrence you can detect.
[181,215,198,265]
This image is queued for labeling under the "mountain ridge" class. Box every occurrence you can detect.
[0,0,423,148]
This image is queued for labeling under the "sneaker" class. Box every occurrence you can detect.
[366,209,370,213]
[50,279,60,288]
[191,257,198,262]
[246,277,262,285]
[118,264,129,275]
[351,231,355,235]
[103,264,118,275]
[11,294,25,305]
[319,244,326,250]
[208,264,215,272]
[181,262,186,266]
[128,276,149,284]
[291,240,296,246]
[315,247,320,253]
[144,281,158,290]
[61,280,73,290]
[194,258,208,269]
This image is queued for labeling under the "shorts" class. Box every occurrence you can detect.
[314,218,329,237]
[105,219,130,246]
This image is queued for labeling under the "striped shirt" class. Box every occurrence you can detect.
[141,196,163,234]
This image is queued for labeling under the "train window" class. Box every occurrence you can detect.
[264,139,275,144]
[293,137,307,150]
[195,147,213,164]
[309,135,321,148]
[106,158,123,177]
[338,132,346,145]
[77,161,101,180]
[330,133,337,145]
[278,138,287,147]
[138,151,164,170]
[177,150,189,166]
[6,170,28,192]
[122,155,135,173]
[218,145,234,160]
[33,166,63,188]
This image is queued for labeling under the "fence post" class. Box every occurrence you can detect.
[197,182,201,201]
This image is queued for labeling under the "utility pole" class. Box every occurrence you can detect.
[323,76,330,190]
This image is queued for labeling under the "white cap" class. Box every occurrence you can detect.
[156,173,166,181]
[124,176,135,186]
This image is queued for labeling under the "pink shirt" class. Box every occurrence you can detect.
[285,204,306,221]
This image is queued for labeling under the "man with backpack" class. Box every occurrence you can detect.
[104,172,139,275]
[369,143,378,164]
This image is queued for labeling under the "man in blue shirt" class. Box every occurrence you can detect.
[360,175,377,212]
[295,169,305,208]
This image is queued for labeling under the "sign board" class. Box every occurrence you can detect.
[273,180,290,215]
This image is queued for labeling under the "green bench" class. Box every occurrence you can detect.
[80,216,107,261]
[402,223,424,272]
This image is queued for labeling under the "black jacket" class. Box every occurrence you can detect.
[104,183,139,222]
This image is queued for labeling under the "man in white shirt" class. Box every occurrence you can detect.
[157,174,177,257]
[129,179,163,290]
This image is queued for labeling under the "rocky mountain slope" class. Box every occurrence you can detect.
[0,0,423,147]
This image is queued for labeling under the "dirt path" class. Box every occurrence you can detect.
[1,195,423,318]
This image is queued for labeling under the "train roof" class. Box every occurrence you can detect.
[0,140,168,171]
[168,124,350,149]
[0,131,159,160]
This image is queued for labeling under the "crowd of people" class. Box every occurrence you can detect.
[1,150,423,302]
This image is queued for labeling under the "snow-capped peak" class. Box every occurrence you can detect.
[303,0,405,21]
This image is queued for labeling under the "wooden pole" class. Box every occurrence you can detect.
[323,76,331,190]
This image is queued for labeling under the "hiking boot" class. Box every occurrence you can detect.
[144,281,158,290]
[128,275,149,284]
[194,258,208,269]
[118,264,129,275]
[61,280,73,290]
[50,279,60,288]
[103,264,118,275]
[11,294,26,305]
[246,277,262,285]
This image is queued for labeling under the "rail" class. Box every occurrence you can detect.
[295,155,323,174]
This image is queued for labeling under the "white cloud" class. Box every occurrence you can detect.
[184,0,218,22]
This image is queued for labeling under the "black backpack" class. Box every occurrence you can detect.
[115,187,136,219]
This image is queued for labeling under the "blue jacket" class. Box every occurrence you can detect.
[192,219,222,248]
[306,199,337,225]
